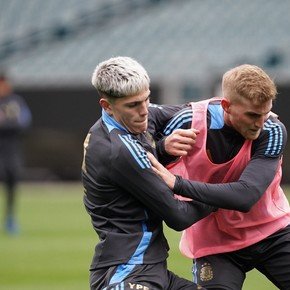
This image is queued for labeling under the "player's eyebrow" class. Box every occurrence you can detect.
[125,95,150,106]
[246,110,271,118]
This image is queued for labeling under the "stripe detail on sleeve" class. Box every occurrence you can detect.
[119,134,151,169]
[163,109,192,136]
[263,119,283,156]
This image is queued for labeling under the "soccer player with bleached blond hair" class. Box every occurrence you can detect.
[82,56,215,290]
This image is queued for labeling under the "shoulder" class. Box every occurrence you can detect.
[6,94,30,111]
[148,103,189,133]
[10,93,26,103]
[254,115,287,157]
[117,133,151,169]
[162,106,193,136]
[148,103,187,116]
[93,122,151,169]
[264,114,287,134]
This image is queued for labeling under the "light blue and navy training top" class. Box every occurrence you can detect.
[82,105,215,270]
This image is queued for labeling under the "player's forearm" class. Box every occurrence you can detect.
[173,156,279,212]
[173,176,264,212]
[162,199,216,231]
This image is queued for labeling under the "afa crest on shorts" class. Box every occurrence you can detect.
[200,262,213,282]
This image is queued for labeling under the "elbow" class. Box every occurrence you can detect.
[235,197,259,213]
[232,181,263,212]
[238,204,252,213]
[165,218,191,231]
[166,223,188,232]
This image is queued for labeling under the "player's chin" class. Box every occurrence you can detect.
[246,131,260,140]
[131,125,148,134]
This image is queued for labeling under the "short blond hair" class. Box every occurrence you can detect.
[222,64,277,104]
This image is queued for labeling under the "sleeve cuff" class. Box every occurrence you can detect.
[173,175,182,193]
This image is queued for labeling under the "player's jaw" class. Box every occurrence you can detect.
[124,117,148,134]
[244,128,261,140]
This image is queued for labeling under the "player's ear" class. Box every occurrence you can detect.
[99,98,113,115]
[221,98,230,113]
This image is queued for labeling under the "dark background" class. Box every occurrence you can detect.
[19,85,161,181]
[18,83,290,183]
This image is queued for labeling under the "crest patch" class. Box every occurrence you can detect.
[200,262,213,282]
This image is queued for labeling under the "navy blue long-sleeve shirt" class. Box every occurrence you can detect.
[82,107,214,270]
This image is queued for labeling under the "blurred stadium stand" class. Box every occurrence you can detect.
[0,0,290,181]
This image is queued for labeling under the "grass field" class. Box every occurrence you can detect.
[1,183,288,290]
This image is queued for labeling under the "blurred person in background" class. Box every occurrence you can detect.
[81,56,217,290]
[147,64,290,289]
[0,72,32,235]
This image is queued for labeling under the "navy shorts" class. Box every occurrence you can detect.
[194,225,290,290]
[90,261,205,290]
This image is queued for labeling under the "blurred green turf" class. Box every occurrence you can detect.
[1,183,289,289]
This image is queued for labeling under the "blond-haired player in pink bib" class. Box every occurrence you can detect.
[148,64,290,290]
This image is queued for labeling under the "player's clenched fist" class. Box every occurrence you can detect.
[164,128,199,156]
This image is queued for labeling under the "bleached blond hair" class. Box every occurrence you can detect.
[91,56,150,99]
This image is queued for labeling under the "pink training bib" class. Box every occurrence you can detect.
[169,98,290,258]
